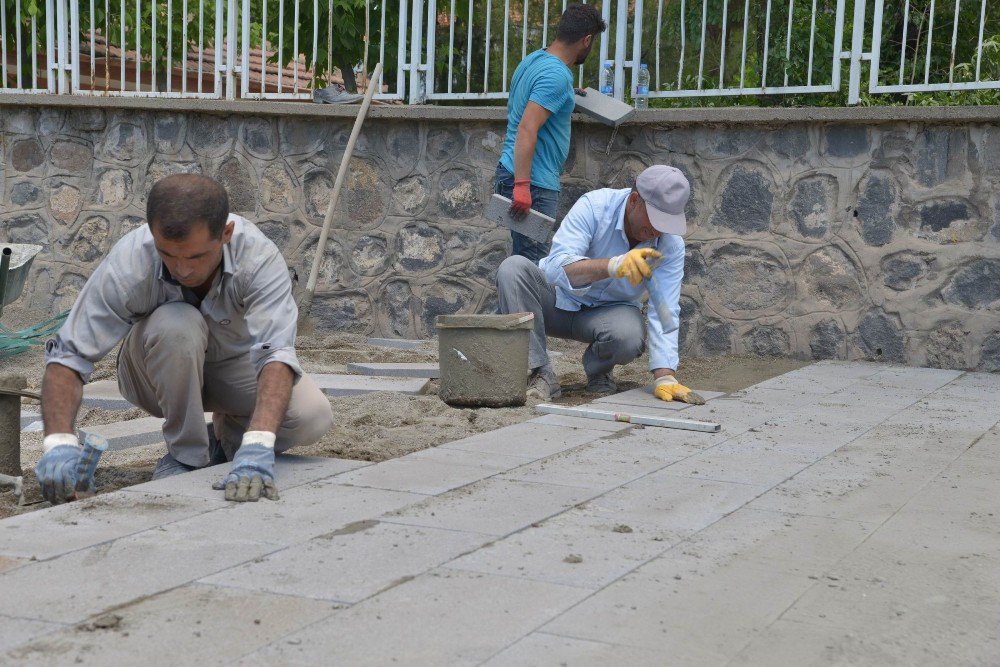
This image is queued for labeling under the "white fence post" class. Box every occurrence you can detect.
[408,0,425,103]
[847,0,866,104]
[613,0,627,100]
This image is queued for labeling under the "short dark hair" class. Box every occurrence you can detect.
[146,174,229,240]
[556,3,606,43]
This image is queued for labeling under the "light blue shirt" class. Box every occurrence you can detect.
[539,188,684,372]
[499,49,575,192]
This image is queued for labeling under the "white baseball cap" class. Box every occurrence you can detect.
[636,165,690,236]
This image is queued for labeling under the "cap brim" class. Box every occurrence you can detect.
[646,201,687,236]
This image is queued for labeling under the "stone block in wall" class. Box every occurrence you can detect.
[599,154,650,190]
[259,163,298,213]
[978,332,1000,372]
[852,310,906,363]
[417,279,477,336]
[695,126,765,160]
[808,318,846,360]
[785,173,839,241]
[189,115,236,157]
[7,181,43,209]
[239,118,276,159]
[854,171,898,247]
[216,157,258,214]
[699,319,733,356]
[50,139,94,175]
[394,223,446,275]
[99,120,149,166]
[67,108,106,132]
[9,139,45,174]
[923,322,968,370]
[908,198,986,244]
[392,175,429,216]
[1,212,49,249]
[48,180,84,226]
[92,168,134,209]
[765,126,812,162]
[710,161,776,234]
[702,242,790,318]
[914,128,969,188]
[822,124,870,162]
[438,167,482,220]
[153,114,187,155]
[880,251,935,292]
[740,324,791,357]
[941,259,1000,310]
[310,291,373,334]
[797,246,866,313]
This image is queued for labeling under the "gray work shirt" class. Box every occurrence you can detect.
[45,215,302,383]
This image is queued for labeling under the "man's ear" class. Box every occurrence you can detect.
[581,34,594,49]
[221,219,236,244]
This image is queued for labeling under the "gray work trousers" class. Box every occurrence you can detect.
[116,302,335,468]
[496,255,646,377]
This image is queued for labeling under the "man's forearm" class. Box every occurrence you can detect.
[41,363,84,436]
[513,127,539,181]
[247,362,294,434]
[564,258,613,287]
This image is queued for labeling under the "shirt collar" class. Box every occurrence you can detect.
[157,236,236,284]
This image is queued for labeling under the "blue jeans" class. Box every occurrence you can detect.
[494,165,560,264]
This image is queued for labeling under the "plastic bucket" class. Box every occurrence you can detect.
[437,312,534,408]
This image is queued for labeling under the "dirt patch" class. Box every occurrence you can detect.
[0,328,808,520]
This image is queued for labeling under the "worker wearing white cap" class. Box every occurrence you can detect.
[495,165,704,404]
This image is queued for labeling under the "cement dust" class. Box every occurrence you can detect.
[0,322,808,519]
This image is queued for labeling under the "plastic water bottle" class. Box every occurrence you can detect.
[635,63,650,109]
[600,60,614,96]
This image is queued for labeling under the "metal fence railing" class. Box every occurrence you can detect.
[1,0,998,103]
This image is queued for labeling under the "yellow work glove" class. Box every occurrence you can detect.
[653,376,706,405]
[608,248,662,287]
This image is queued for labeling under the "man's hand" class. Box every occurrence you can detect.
[608,248,663,286]
[35,435,82,505]
[653,376,706,405]
[216,431,279,502]
[510,178,533,217]
[575,87,587,96]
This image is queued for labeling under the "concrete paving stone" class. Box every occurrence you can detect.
[0,491,224,561]
[331,456,507,495]
[237,568,592,666]
[78,414,210,451]
[781,360,885,382]
[404,446,537,472]
[594,426,716,462]
[80,380,131,409]
[729,618,905,666]
[541,551,815,660]
[346,362,440,378]
[679,508,877,577]
[482,632,668,666]
[382,477,598,537]
[3,584,337,667]
[579,469,769,537]
[501,438,676,491]
[676,394,825,437]
[159,482,426,554]
[366,337,429,350]
[593,387,725,411]
[0,514,281,624]
[124,454,370,501]
[444,503,675,590]
[529,413,635,433]
[312,373,429,396]
[863,366,964,392]
[662,433,826,487]
[0,615,65,657]
[745,373,858,395]
[778,540,1000,662]
[203,521,489,604]
[439,422,609,459]
[19,410,39,429]
[0,555,28,573]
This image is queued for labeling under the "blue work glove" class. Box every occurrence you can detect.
[35,435,82,505]
[215,431,279,502]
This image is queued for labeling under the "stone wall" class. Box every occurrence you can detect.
[1,99,999,370]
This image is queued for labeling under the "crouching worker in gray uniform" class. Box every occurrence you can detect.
[36,174,335,503]
[496,165,705,404]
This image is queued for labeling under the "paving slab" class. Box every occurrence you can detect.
[346,362,440,378]
[0,615,65,657]
[312,373,429,396]
[593,387,725,411]
[500,439,674,491]
[528,413,634,433]
[77,414,211,451]
[124,454,369,501]
[366,337,430,350]
[662,432,826,487]
[439,422,609,459]
[0,491,224,561]
[3,584,336,667]
[482,632,667,666]
[19,410,39,430]
[203,521,488,603]
[0,555,28,573]
[382,477,597,537]
[237,568,591,666]
[331,456,507,495]
[80,380,131,409]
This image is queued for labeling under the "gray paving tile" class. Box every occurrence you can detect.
[203,521,488,603]
[3,584,336,667]
[366,337,429,350]
[864,366,964,392]
[578,470,769,536]
[346,362,440,378]
[593,387,725,410]
[237,569,591,666]
[124,454,369,501]
[382,477,597,537]
[81,380,131,409]
[403,446,537,472]
[445,504,672,589]
[541,551,814,660]
[501,438,674,491]
[331,457,503,495]
[77,414,209,451]
[312,373,429,396]
[439,422,608,459]
[529,414,635,433]
[0,615,65,656]
[662,433,823,487]
[729,619,887,666]
[0,491,223,560]
[482,632,667,666]
[19,410,40,430]
[0,555,28,573]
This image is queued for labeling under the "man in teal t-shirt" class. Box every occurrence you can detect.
[496,3,606,262]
